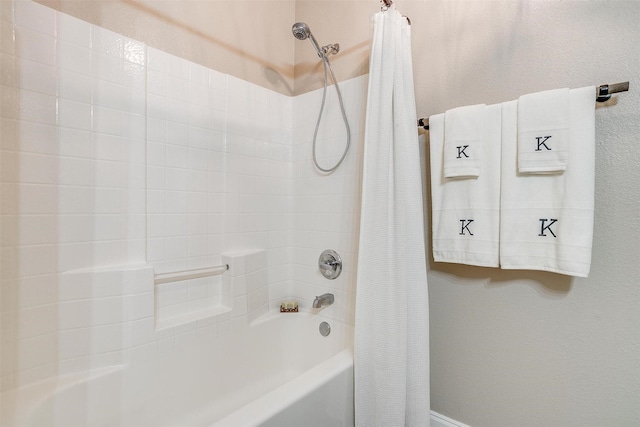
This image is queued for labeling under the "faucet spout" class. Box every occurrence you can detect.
[312,293,334,309]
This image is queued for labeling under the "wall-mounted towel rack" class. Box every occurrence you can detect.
[154,264,229,285]
[417,81,630,130]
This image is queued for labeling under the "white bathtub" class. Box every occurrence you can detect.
[1,313,354,427]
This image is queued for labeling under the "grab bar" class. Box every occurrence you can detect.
[154,264,229,285]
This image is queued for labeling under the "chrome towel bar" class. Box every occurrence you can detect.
[417,81,630,130]
[154,264,229,285]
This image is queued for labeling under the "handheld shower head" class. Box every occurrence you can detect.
[292,22,322,57]
[292,22,310,40]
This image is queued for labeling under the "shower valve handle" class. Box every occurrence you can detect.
[318,249,342,280]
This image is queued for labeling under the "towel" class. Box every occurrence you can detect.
[429,103,502,268]
[443,104,486,177]
[500,86,595,277]
[518,88,570,173]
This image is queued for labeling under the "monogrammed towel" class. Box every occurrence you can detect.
[430,104,502,267]
[443,104,485,177]
[517,88,570,173]
[500,87,595,277]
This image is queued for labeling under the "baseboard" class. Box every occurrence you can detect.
[431,411,471,427]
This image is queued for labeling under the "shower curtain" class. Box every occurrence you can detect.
[354,6,430,427]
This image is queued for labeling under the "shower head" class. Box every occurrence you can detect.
[292,22,311,40]
[292,22,322,57]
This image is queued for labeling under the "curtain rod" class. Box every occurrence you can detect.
[417,81,630,130]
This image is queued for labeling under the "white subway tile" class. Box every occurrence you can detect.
[91,26,123,58]
[58,98,91,131]
[17,120,57,155]
[125,292,154,321]
[146,237,166,263]
[18,89,56,125]
[165,52,188,79]
[17,57,56,95]
[187,235,207,257]
[57,40,91,74]
[17,275,57,308]
[58,156,94,186]
[164,190,187,214]
[165,144,187,168]
[165,167,187,191]
[91,323,124,354]
[147,69,167,96]
[92,188,122,213]
[165,236,187,260]
[231,295,247,317]
[17,152,57,185]
[91,296,124,325]
[58,329,92,362]
[166,121,188,146]
[187,191,207,213]
[123,38,145,65]
[122,62,145,90]
[18,333,57,371]
[58,69,92,103]
[18,304,56,339]
[57,11,91,48]
[58,299,92,330]
[146,47,167,72]
[91,52,121,84]
[93,133,123,162]
[93,105,122,136]
[146,214,166,238]
[14,0,55,35]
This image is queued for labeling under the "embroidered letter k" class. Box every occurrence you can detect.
[535,136,552,151]
[538,218,558,237]
[456,145,470,159]
[459,219,474,236]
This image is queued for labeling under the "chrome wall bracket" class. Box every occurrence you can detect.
[318,249,342,280]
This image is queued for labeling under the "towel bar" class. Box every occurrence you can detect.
[417,81,630,130]
[154,264,229,285]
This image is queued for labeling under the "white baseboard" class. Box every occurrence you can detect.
[431,411,471,427]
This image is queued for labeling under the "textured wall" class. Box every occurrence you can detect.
[407,1,640,426]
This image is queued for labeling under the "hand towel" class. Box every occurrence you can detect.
[517,88,570,173]
[500,86,595,277]
[443,104,485,177]
[429,103,502,268]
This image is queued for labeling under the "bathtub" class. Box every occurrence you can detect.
[1,313,354,427]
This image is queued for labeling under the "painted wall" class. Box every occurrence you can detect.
[404,1,639,426]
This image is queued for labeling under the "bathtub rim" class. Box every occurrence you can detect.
[212,347,354,427]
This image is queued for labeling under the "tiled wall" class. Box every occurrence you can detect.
[0,0,366,391]
[289,78,367,325]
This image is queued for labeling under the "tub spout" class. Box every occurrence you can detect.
[312,293,334,308]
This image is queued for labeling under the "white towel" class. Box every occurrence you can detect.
[500,86,595,277]
[518,88,570,173]
[429,103,502,268]
[443,104,485,177]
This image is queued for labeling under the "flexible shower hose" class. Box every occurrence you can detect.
[312,52,351,173]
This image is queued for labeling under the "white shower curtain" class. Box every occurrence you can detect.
[354,6,430,427]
